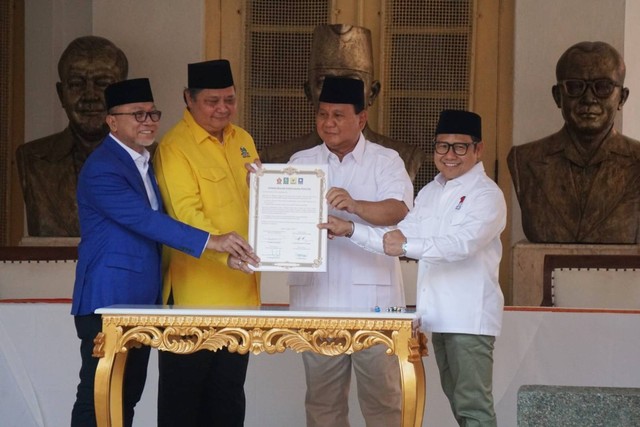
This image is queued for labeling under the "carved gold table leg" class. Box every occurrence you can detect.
[396,329,428,427]
[94,322,127,427]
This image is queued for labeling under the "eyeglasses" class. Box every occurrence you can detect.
[433,141,477,156]
[110,110,162,122]
[557,79,622,98]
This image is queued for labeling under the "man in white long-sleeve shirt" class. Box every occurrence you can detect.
[322,110,506,427]
[289,76,413,427]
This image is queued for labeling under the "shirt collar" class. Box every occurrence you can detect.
[320,132,366,163]
[110,133,151,166]
[435,161,485,187]
[560,125,634,166]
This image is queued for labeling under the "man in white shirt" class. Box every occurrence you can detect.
[288,76,413,427]
[323,110,506,427]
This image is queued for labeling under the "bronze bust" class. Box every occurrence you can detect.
[16,36,128,237]
[259,24,426,182]
[508,41,640,243]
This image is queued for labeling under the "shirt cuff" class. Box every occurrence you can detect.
[200,234,210,256]
[403,238,420,260]
[349,222,367,245]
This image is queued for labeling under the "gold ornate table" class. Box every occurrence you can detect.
[93,305,428,427]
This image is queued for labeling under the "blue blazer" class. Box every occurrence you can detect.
[71,136,209,315]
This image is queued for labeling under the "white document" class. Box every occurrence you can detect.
[248,163,328,271]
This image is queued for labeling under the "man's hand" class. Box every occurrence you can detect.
[227,254,258,274]
[206,232,260,265]
[383,229,407,256]
[327,187,408,226]
[245,158,262,187]
[326,187,358,215]
[318,215,353,239]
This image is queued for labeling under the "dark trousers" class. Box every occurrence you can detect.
[157,348,249,427]
[71,314,150,427]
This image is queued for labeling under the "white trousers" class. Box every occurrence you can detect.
[302,344,402,427]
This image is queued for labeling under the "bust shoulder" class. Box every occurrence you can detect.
[17,128,74,161]
[510,129,569,162]
[260,132,322,163]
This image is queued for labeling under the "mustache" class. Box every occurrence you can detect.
[576,106,602,114]
[74,101,107,113]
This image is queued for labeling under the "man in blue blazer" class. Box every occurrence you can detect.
[70,78,258,427]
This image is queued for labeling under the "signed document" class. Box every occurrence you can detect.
[248,164,328,271]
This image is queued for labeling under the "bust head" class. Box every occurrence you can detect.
[304,24,381,111]
[56,36,128,144]
[552,41,629,141]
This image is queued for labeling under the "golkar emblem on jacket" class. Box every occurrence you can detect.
[240,146,250,158]
[455,196,466,210]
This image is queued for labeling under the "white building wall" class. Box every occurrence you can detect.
[92,0,205,137]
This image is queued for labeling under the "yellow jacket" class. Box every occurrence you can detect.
[154,109,260,306]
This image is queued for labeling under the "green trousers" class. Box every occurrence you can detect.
[432,333,497,427]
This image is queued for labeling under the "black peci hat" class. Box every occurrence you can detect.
[188,59,234,89]
[105,78,154,110]
[435,110,482,140]
[318,76,365,111]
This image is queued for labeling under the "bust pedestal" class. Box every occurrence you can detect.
[511,241,640,306]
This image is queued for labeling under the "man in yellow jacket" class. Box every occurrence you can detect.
[153,59,259,427]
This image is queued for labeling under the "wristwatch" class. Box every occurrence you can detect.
[345,221,355,238]
[401,240,408,256]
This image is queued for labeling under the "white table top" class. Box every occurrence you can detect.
[96,304,418,320]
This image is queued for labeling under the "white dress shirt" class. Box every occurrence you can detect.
[111,135,158,211]
[351,162,506,336]
[287,134,413,309]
